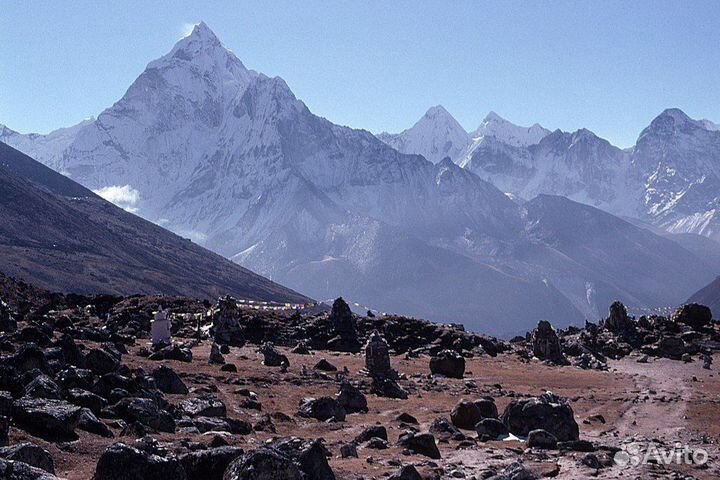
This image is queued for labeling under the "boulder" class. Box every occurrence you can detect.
[93,442,186,480]
[297,397,346,422]
[672,304,713,329]
[112,397,175,433]
[272,438,335,480]
[531,321,566,364]
[0,443,55,474]
[13,398,82,440]
[313,359,337,372]
[7,345,50,374]
[179,397,227,418]
[429,417,465,441]
[257,343,288,367]
[85,349,120,375]
[605,301,632,332]
[151,366,188,395]
[475,418,508,440]
[339,443,358,458]
[474,398,498,419]
[389,465,423,480]
[371,377,408,399]
[148,345,193,363]
[397,431,441,459]
[429,350,465,378]
[224,448,302,480]
[336,381,367,414]
[178,446,243,480]
[22,375,62,400]
[501,393,579,441]
[0,457,59,480]
[527,429,558,449]
[355,425,388,443]
[78,408,114,437]
[209,344,225,365]
[658,336,685,359]
[451,400,482,430]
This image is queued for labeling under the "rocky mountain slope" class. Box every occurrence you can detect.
[0,141,309,302]
[1,23,715,334]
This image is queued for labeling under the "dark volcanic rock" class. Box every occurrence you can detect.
[672,304,713,330]
[658,336,686,359]
[297,397,346,422]
[67,389,108,414]
[355,425,388,443]
[78,408,114,437]
[6,345,50,374]
[527,429,558,449]
[13,398,82,440]
[151,365,188,394]
[93,442,186,480]
[148,344,193,363]
[389,465,423,480]
[451,399,483,430]
[371,377,408,399]
[327,297,360,353]
[475,418,508,440]
[0,443,55,474]
[532,320,567,364]
[398,430,441,459]
[208,344,225,365]
[22,375,62,400]
[0,457,59,479]
[273,438,335,480]
[86,348,120,375]
[429,417,465,441]
[179,397,227,418]
[178,446,243,480]
[605,301,633,333]
[336,381,368,414]
[257,342,288,367]
[429,349,465,378]
[501,393,579,441]
[113,397,175,433]
[313,359,337,371]
[224,448,302,480]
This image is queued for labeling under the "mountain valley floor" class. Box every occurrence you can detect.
[0,278,719,479]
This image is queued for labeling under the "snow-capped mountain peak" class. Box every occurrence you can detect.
[471,111,550,147]
[376,105,470,163]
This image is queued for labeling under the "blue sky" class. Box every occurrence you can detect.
[1,0,718,147]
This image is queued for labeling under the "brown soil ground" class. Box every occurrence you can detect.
[9,343,720,479]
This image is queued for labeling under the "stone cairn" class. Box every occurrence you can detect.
[531,320,567,365]
[151,307,172,347]
[364,330,407,399]
[211,295,243,346]
[327,297,360,353]
[365,330,393,379]
[604,301,633,333]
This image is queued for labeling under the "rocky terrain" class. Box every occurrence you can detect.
[0,273,718,479]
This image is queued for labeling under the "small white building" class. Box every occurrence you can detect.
[151,307,172,346]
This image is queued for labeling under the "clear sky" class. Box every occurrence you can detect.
[1,0,719,147]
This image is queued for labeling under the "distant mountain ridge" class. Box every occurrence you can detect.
[379,106,720,243]
[1,22,716,334]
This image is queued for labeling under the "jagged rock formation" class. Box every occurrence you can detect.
[531,320,566,364]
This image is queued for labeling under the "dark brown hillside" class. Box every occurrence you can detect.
[0,141,310,303]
